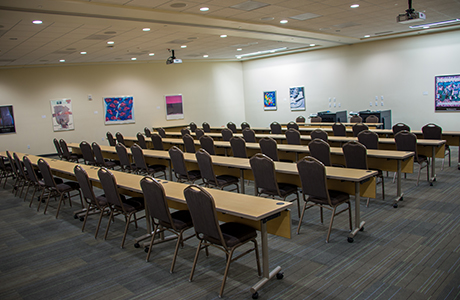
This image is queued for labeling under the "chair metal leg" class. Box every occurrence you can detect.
[296,201,308,234]
[146,223,158,262]
[94,208,106,239]
[219,248,235,298]
[55,193,66,218]
[104,210,115,240]
[121,213,133,248]
[326,207,337,243]
[189,240,204,282]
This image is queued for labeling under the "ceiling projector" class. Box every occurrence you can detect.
[166,49,182,65]
[397,0,426,24]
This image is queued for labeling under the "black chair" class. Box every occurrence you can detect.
[140,176,194,272]
[199,135,216,155]
[227,122,237,133]
[97,167,145,248]
[60,139,82,162]
[169,146,201,183]
[242,128,256,143]
[358,130,379,150]
[115,132,125,145]
[422,123,450,169]
[270,121,282,134]
[151,133,164,150]
[296,156,352,243]
[157,127,166,138]
[184,184,261,298]
[0,155,14,188]
[92,142,118,169]
[310,116,322,123]
[137,132,148,149]
[190,122,197,132]
[22,155,45,205]
[202,122,211,133]
[241,122,250,130]
[115,143,136,172]
[195,149,239,192]
[53,138,63,159]
[73,165,108,236]
[308,139,332,166]
[195,128,205,139]
[144,127,152,137]
[181,127,191,137]
[230,136,247,158]
[259,137,279,161]
[296,116,306,123]
[365,115,379,123]
[285,128,301,145]
[350,115,362,123]
[392,123,410,135]
[6,151,20,195]
[394,131,429,186]
[352,123,369,137]
[106,132,117,146]
[182,134,196,153]
[13,152,28,198]
[311,129,328,142]
[131,144,167,178]
[80,141,97,165]
[332,122,346,137]
[37,158,82,218]
[221,128,233,141]
[249,153,299,216]
[287,121,299,130]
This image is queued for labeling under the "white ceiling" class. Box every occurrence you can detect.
[1,0,459,67]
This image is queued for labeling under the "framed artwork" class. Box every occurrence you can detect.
[290,86,306,111]
[165,94,184,120]
[435,74,460,111]
[50,99,74,131]
[0,105,16,134]
[263,91,277,110]
[104,96,135,124]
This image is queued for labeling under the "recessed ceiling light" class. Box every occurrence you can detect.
[80,51,87,55]
[131,58,137,61]
[59,59,65,63]
[350,4,359,8]
[32,20,43,24]
[280,20,288,24]
[220,35,227,38]
[200,7,209,11]
[181,45,187,48]
[149,53,155,56]
[237,48,242,51]
[143,28,150,32]
[107,41,114,45]
[310,44,316,47]
[364,35,371,38]
[203,54,209,58]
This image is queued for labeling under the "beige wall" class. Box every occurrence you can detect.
[0,61,245,154]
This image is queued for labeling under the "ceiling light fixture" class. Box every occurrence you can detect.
[280,20,288,24]
[59,59,65,62]
[409,18,460,28]
[131,58,137,60]
[32,20,43,24]
[350,4,359,8]
[364,35,371,38]
[200,7,209,11]
[107,41,114,45]
[235,47,287,59]
[203,54,209,58]
[149,53,155,56]
[220,34,227,38]
[80,51,87,55]
[309,44,316,47]
[181,45,187,48]
[237,48,242,51]
[143,28,150,31]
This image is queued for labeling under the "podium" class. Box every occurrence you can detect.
[317,111,347,123]
[358,110,392,129]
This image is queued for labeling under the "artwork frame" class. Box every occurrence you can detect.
[290,86,306,111]
[104,95,135,125]
[165,94,184,120]
[50,99,74,131]
[435,74,460,111]
[263,91,277,110]
[0,105,16,134]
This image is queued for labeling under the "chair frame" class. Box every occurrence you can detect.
[195,149,239,192]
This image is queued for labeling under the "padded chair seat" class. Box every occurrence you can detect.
[219,222,257,248]
[160,210,193,231]
[104,159,119,168]
[309,190,349,205]
[56,181,80,192]
[261,182,297,197]
[214,175,239,186]
[96,194,108,206]
[187,170,202,181]
[147,164,167,173]
[115,196,144,213]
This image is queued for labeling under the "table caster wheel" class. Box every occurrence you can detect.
[347,237,354,243]
[276,272,284,279]
[134,242,140,248]
[144,246,149,253]
[360,227,364,231]
[252,292,259,299]
[393,203,398,208]
[79,216,84,222]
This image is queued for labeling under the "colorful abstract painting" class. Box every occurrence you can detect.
[290,86,306,111]
[165,94,184,120]
[104,96,135,124]
[50,99,74,131]
[0,105,16,134]
[264,91,277,110]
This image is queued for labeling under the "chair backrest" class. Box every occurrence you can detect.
[297,156,331,205]
[285,128,301,145]
[23,156,39,184]
[53,138,63,159]
[392,123,410,135]
[195,149,217,184]
[144,127,152,137]
[394,131,418,155]
[195,128,205,139]
[308,139,332,166]
[270,122,282,134]
[140,176,175,228]
[59,139,72,160]
[350,115,362,123]
[221,128,233,141]
[202,122,211,133]
[182,134,196,153]
[6,151,17,174]
[342,141,368,170]
[358,130,379,149]
[199,135,216,155]
[365,115,379,123]
[259,137,279,161]
[422,123,442,140]
[92,142,106,166]
[296,116,306,123]
[13,152,26,178]
[115,132,125,145]
[97,167,126,211]
[242,128,256,143]
[287,121,299,131]
[136,132,148,149]
[332,122,346,136]
[157,127,166,138]
[241,122,250,130]
[249,153,280,195]
[106,132,116,146]
[183,185,227,248]
[227,122,237,133]
[37,158,57,188]
[230,136,247,158]
[115,143,132,170]
[181,127,191,137]
[80,141,96,164]
[150,133,164,150]
[310,129,328,142]
[352,123,369,137]
[310,116,322,123]
[169,146,189,178]
[74,165,98,206]
[190,122,197,132]
[131,143,148,172]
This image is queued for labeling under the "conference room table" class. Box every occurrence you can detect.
[4,151,292,297]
